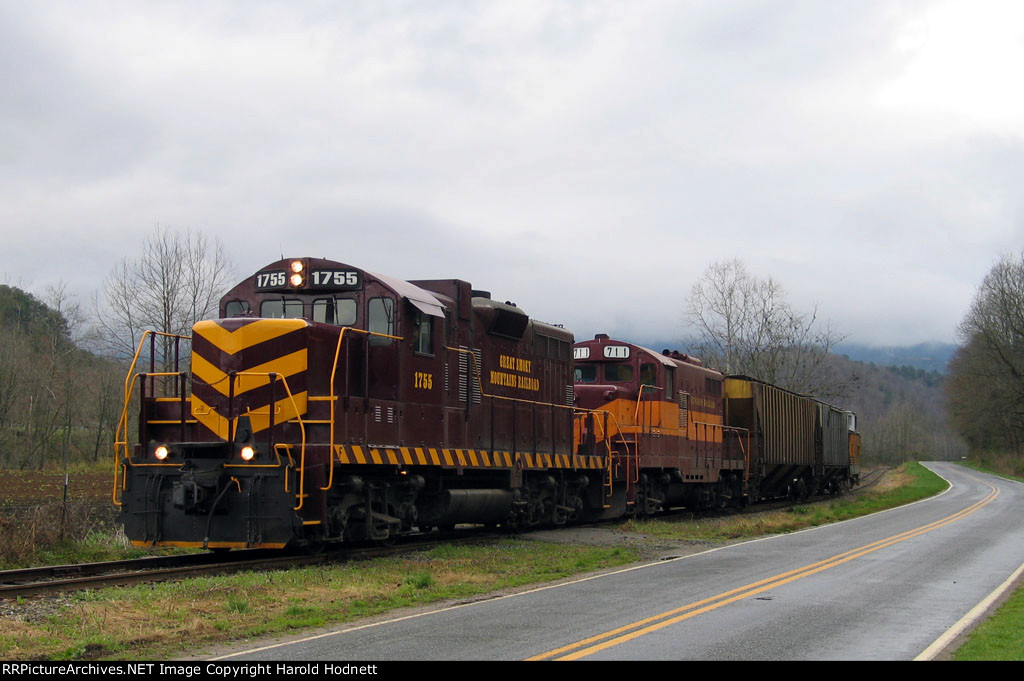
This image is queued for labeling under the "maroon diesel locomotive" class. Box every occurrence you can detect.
[115,257,607,549]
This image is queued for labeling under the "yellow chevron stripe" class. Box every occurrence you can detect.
[193,318,308,355]
[468,450,479,467]
[192,349,307,397]
[190,392,308,436]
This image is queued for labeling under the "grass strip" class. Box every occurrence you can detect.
[956,458,1024,484]
[0,540,637,661]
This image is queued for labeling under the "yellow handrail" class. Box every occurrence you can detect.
[321,326,404,492]
[112,330,192,506]
[229,372,308,510]
[445,346,581,412]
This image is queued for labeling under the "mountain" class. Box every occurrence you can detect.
[833,342,957,374]
[621,336,957,375]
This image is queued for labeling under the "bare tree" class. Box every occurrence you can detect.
[93,226,235,370]
[948,252,1024,453]
[685,259,848,400]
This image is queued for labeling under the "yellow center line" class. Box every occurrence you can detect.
[529,482,999,661]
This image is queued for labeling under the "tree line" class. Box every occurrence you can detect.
[0,226,233,470]
[947,253,1024,464]
[684,258,966,465]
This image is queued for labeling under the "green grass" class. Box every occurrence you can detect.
[624,462,948,542]
[0,526,192,570]
[957,455,1024,483]
[0,540,639,661]
[954,584,1024,661]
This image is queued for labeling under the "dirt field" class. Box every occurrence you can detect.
[1,469,112,508]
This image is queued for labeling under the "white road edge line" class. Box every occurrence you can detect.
[915,559,1024,661]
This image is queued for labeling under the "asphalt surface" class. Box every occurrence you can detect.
[212,463,1024,661]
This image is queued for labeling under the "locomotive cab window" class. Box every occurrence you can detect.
[705,377,722,397]
[224,300,251,317]
[260,299,304,319]
[313,298,357,326]
[640,363,658,387]
[368,297,395,346]
[605,363,634,383]
[411,309,434,355]
[574,365,597,383]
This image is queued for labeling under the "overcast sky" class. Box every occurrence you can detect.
[3,1,1023,347]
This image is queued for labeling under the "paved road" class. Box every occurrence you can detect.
[214,463,1024,661]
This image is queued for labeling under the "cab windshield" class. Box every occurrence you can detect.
[605,363,634,382]
[574,365,597,383]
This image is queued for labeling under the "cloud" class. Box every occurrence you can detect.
[2,1,1022,347]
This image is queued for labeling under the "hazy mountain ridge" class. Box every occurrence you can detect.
[596,333,963,462]
[834,342,956,374]
[628,337,957,375]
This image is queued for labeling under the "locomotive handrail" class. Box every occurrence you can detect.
[322,326,404,493]
[113,329,192,503]
[227,371,308,510]
[113,370,194,505]
[443,346,581,413]
[121,330,193,403]
[633,383,662,438]
[112,327,192,507]
[575,407,639,492]
[446,345,622,476]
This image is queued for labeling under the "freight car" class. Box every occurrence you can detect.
[572,337,859,515]
[113,257,858,550]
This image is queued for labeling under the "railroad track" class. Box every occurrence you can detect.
[0,534,484,599]
[854,466,894,491]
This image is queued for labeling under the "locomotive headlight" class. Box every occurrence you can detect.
[240,445,256,461]
[290,260,304,274]
[289,273,304,287]
[154,445,170,461]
